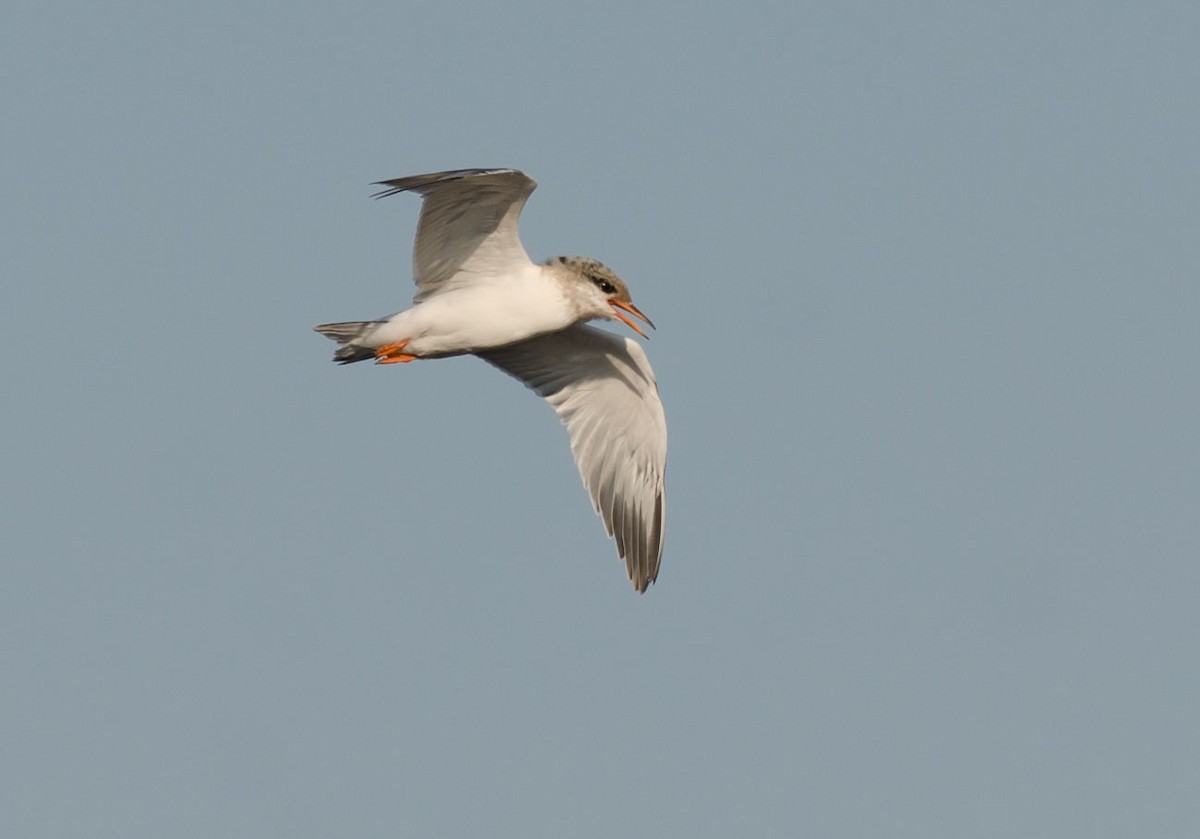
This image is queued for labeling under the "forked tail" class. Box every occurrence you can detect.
[313,321,382,364]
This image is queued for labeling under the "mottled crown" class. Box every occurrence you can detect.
[548,255,632,302]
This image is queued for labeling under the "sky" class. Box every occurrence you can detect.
[4,1,1199,836]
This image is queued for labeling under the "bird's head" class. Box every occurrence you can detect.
[552,256,656,338]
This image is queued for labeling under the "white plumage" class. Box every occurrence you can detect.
[315,168,667,592]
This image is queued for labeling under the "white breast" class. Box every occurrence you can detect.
[373,264,574,358]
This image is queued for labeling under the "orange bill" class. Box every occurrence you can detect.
[609,300,656,339]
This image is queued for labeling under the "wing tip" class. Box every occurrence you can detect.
[632,575,656,595]
[631,490,665,594]
[370,168,532,199]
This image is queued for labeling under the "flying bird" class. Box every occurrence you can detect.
[314,169,667,592]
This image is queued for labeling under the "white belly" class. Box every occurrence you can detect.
[369,276,574,358]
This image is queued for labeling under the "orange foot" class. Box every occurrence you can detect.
[375,340,418,365]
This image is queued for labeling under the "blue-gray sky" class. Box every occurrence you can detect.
[4,2,1199,836]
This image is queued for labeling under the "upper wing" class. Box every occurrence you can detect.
[479,324,668,593]
[372,168,538,302]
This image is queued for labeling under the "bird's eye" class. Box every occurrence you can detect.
[597,280,616,295]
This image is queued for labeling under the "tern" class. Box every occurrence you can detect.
[315,168,667,592]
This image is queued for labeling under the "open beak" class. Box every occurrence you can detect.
[609,299,656,339]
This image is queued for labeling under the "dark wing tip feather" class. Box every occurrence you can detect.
[370,168,525,200]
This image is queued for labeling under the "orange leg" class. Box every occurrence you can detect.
[375,339,418,365]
